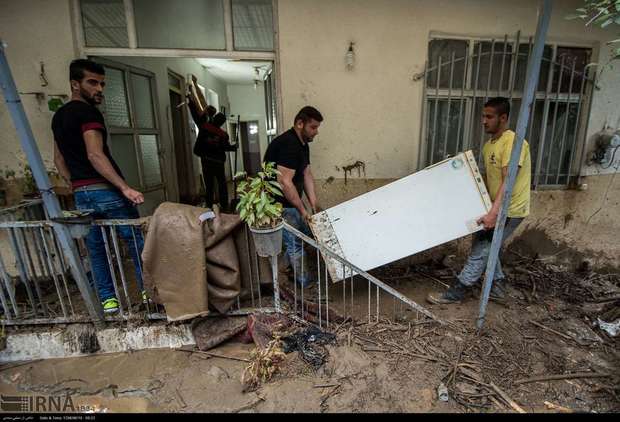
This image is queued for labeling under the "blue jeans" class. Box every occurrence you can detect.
[74,188,145,301]
[457,217,523,287]
[282,208,312,286]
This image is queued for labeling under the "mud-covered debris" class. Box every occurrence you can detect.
[282,326,337,369]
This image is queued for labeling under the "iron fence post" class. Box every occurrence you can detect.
[476,0,553,330]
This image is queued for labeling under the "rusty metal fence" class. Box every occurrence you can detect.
[0,202,442,328]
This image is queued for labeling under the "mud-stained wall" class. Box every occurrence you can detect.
[509,174,620,271]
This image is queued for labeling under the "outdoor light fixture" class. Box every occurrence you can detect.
[345,42,355,71]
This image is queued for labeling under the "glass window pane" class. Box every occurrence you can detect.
[109,135,140,188]
[232,0,274,51]
[102,67,130,128]
[539,102,579,185]
[80,0,128,48]
[426,99,467,164]
[131,73,155,129]
[427,39,468,89]
[139,135,162,187]
[134,0,225,49]
[523,100,545,183]
[472,41,513,92]
[514,44,552,92]
[553,47,591,93]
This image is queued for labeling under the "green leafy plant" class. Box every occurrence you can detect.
[235,162,283,228]
[568,0,620,61]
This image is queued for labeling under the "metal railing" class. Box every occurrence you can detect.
[1,205,443,329]
[277,222,445,329]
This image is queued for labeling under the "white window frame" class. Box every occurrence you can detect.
[71,0,277,60]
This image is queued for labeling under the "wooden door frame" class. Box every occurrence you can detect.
[167,69,197,201]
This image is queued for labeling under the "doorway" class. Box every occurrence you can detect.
[239,121,262,175]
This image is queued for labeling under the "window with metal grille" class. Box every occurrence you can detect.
[421,34,594,189]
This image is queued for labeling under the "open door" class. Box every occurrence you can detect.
[239,121,262,175]
[94,57,167,215]
[168,70,196,204]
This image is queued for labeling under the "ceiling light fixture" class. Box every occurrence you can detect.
[253,66,262,90]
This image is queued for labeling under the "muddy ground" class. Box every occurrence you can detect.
[1,254,619,413]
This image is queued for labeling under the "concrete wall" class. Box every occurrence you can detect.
[0,0,78,201]
[97,56,230,203]
[226,83,268,173]
[277,0,620,269]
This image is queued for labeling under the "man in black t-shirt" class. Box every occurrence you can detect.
[263,106,323,287]
[52,59,147,314]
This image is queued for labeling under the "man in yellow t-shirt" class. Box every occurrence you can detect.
[428,97,531,305]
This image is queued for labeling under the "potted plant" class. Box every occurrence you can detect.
[235,162,284,257]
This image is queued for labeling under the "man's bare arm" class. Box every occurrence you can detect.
[277,165,307,218]
[53,143,71,186]
[303,165,319,213]
[189,75,208,116]
[83,130,144,205]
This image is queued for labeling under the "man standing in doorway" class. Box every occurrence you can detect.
[187,75,237,212]
[263,106,323,288]
[427,97,531,305]
[52,59,147,313]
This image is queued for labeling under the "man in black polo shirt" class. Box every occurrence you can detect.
[52,59,146,314]
[263,106,323,287]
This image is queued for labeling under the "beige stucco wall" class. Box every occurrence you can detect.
[0,0,77,182]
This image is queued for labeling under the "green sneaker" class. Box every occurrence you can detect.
[141,290,153,305]
[102,298,119,313]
